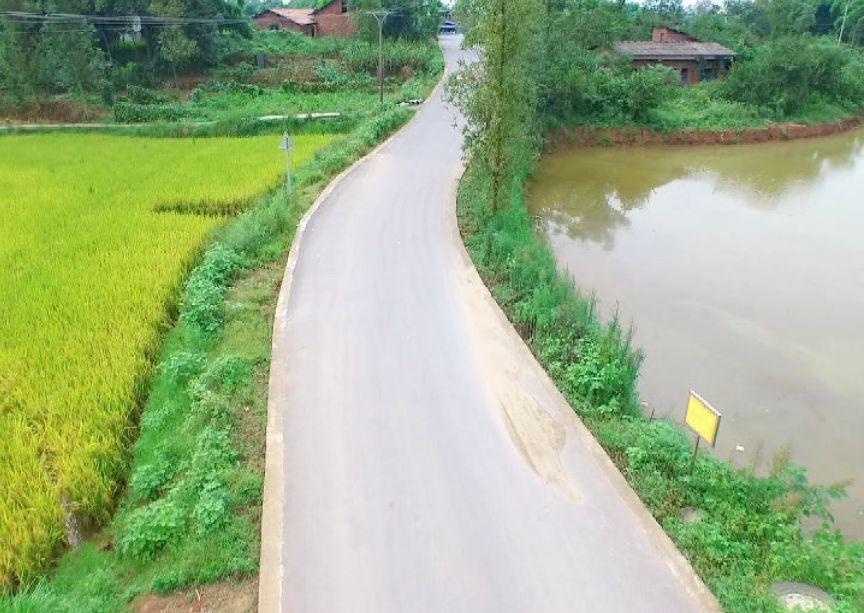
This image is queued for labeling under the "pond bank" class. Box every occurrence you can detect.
[546,116,861,148]
[528,129,864,539]
[457,156,864,613]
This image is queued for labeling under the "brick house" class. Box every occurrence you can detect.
[253,0,357,37]
[614,27,735,84]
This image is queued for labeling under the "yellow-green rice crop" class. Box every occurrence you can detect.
[0,132,332,588]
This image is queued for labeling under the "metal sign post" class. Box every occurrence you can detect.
[684,390,721,473]
[279,132,294,194]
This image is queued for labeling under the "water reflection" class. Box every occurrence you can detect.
[529,130,864,538]
[531,130,864,249]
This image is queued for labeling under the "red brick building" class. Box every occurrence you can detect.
[253,0,356,37]
[615,27,735,85]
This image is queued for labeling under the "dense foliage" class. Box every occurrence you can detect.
[507,0,864,130]
[0,0,246,104]
[448,0,542,210]
[724,34,864,114]
[352,0,442,41]
[0,133,331,589]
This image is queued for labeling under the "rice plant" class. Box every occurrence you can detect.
[0,132,333,588]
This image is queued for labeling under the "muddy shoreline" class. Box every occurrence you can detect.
[546,117,861,148]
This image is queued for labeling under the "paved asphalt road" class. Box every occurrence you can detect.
[262,35,719,613]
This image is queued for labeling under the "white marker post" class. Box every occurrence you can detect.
[279,131,294,194]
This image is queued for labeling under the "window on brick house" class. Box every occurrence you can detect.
[341,0,348,12]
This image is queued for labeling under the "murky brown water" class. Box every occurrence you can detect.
[529,131,864,538]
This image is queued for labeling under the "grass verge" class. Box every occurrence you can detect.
[456,160,864,613]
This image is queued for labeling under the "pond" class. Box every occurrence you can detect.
[529,130,864,538]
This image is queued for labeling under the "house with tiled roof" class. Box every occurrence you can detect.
[253,0,356,37]
[615,27,735,84]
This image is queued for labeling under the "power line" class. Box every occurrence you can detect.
[0,11,250,26]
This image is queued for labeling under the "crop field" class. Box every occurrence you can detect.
[0,132,333,587]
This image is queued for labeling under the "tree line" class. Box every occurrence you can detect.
[0,0,442,107]
[453,0,864,171]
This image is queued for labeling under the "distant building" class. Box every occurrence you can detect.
[253,0,356,37]
[614,27,735,85]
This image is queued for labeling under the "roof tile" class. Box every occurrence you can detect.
[614,41,736,59]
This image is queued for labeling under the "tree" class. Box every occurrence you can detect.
[0,0,44,102]
[722,35,855,115]
[451,0,543,211]
[833,0,864,44]
[36,21,107,95]
[158,25,199,85]
[758,0,818,36]
[352,0,443,41]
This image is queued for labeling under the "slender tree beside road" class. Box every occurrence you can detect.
[451,0,542,211]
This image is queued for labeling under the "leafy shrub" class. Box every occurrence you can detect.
[180,245,246,336]
[314,59,350,88]
[112,102,188,123]
[723,36,862,116]
[648,82,764,131]
[190,479,230,536]
[224,62,255,83]
[618,65,678,122]
[125,85,167,105]
[226,82,264,96]
[540,48,676,124]
[110,60,157,89]
[117,498,185,559]
[341,40,441,76]
[159,351,206,384]
[128,455,179,503]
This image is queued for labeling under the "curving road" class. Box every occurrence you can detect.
[260,35,719,613]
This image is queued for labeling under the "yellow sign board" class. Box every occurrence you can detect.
[685,391,721,447]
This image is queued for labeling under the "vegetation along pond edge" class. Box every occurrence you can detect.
[546,116,862,148]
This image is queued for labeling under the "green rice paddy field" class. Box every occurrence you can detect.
[0,132,332,587]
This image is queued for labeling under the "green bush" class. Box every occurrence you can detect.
[722,36,863,117]
[540,47,677,125]
[125,85,167,105]
[647,82,764,131]
[222,29,343,58]
[110,60,157,90]
[341,40,442,76]
[314,58,351,88]
[180,245,246,336]
[116,498,185,559]
[112,102,189,123]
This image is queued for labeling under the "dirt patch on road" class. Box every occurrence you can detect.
[133,577,258,613]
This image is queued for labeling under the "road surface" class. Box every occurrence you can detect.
[261,35,719,613]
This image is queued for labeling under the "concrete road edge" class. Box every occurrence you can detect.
[445,194,722,611]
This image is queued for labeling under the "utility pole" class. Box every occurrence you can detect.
[368,10,392,104]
